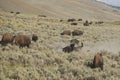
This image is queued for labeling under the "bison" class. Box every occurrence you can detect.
[13,35,31,48]
[93,53,104,70]
[62,43,75,53]
[89,21,93,25]
[16,12,20,14]
[95,21,104,24]
[72,30,83,36]
[61,30,71,35]
[70,39,79,45]
[67,18,76,22]
[78,19,82,21]
[0,33,15,45]
[71,22,78,25]
[32,34,38,42]
[83,20,89,26]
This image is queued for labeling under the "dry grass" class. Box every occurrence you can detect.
[0,12,120,80]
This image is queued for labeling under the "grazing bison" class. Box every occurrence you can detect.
[38,15,46,17]
[0,33,14,45]
[63,43,75,53]
[89,21,93,25]
[70,39,79,45]
[72,30,83,36]
[16,12,20,14]
[93,53,104,70]
[32,34,38,42]
[61,30,71,35]
[78,19,82,21]
[13,35,31,48]
[67,18,76,22]
[71,22,78,25]
[60,19,63,22]
[95,21,104,24]
[83,20,89,26]
[10,11,14,13]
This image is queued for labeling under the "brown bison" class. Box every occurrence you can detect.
[71,22,78,25]
[0,33,15,45]
[67,18,76,22]
[61,30,71,35]
[16,12,20,14]
[32,34,38,42]
[93,53,104,70]
[72,30,83,36]
[95,21,104,24]
[83,20,89,26]
[78,19,82,21]
[70,39,79,45]
[13,35,31,48]
[89,21,93,25]
[62,43,75,53]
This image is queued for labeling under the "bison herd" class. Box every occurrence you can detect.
[65,18,104,26]
[61,30,83,36]
[0,31,104,70]
[61,29,104,70]
[0,33,38,48]
[61,29,84,53]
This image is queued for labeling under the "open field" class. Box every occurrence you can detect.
[0,12,120,80]
[0,0,120,21]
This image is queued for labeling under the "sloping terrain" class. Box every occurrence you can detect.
[0,0,120,21]
[0,11,120,80]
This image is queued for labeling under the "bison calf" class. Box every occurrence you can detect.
[0,33,14,45]
[93,53,104,70]
[13,35,31,48]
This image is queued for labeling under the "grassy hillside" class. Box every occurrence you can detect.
[0,12,120,80]
[0,0,120,21]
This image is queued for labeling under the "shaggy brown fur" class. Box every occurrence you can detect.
[93,53,104,70]
[61,30,71,35]
[70,39,79,45]
[62,44,75,53]
[0,33,14,45]
[32,34,38,42]
[13,35,31,48]
[72,30,83,36]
